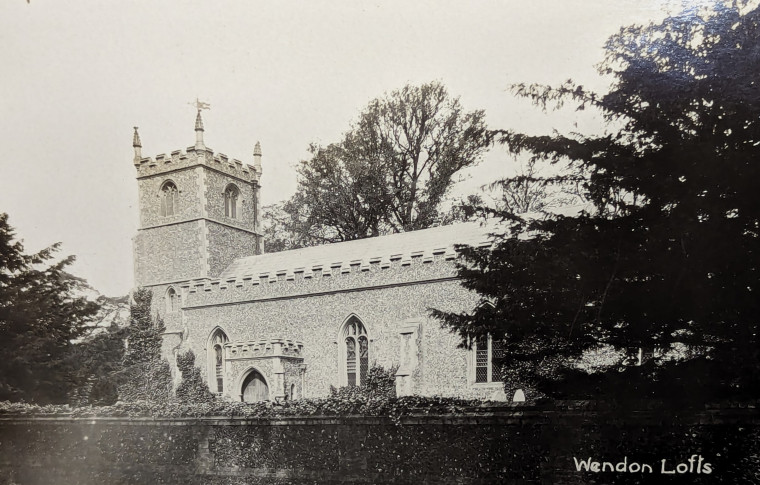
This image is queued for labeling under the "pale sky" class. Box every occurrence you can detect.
[0,0,684,296]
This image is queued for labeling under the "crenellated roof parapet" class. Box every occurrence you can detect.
[132,111,262,183]
[135,146,261,183]
[178,221,499,304]
[183,247,460,294]
[225,338,304,361]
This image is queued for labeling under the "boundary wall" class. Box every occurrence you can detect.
[0,403,758,484]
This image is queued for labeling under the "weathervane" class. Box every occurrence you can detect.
[188,97,211,111]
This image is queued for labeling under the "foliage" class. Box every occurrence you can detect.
[269,82,489,250]
[121,288,164,367]
[68,323,125,406]
[260,202,300,253]
[0,213,100,404]
[329,364,398,400]
[434,1,760,401]
[0,398,757,484]
[175,349,216,403]
[116,360,173,404]
[0,394,511,419]
[438,194,488,225]
[115,288,173,403]
[487,158,583,215]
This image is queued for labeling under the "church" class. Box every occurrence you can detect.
[131,111,506,402]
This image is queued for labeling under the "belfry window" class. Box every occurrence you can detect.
[160,181,178,217]
[342,317,369,387]
[224,184,239,219]
[473,335,505,384]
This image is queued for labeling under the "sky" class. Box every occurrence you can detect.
[0,0,689,296]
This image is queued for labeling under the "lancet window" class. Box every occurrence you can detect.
[224,184,239,219]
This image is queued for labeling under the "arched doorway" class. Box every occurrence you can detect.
[241,370,269,402]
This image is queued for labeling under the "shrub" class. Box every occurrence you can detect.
[175,350,215,403]
[116,359,173,403]
[115,288,173,403]
[330,363,398,400]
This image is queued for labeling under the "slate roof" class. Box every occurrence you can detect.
[219,221,499,280]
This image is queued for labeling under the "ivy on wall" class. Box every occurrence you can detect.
[0,403,757,484]
[116,288,173,403]
[175,350,216,403]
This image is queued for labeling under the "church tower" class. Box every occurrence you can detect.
[132,111,263,299]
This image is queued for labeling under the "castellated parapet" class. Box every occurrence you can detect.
[182,249,459,304]
[225,338,304,361]
[135,146,261,184]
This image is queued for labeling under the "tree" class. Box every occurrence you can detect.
[261,202,301,253]
[439,194,488,225]
[434,2,760,401]
[487,158,583,215]
[277,82,488,248]
[116,288,173,402]
[68,322,125,406]
[0,213,99,404]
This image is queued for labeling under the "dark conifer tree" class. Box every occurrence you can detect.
[68,323,126,405]
[434,2,760,401]
[0,213,99,403]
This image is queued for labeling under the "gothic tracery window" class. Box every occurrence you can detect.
[224,184,239,219]
[160,181,178,217]
[342,317,369,387]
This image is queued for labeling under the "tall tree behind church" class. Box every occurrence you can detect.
[274,82,488,248]
[0,213,99,404]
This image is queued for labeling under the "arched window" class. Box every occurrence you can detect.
[165,287,179,313]
[340,316,369,387]
[160,181,179,217]
[469,302,505,384]
[207,328,229,394]
[224,184,239,219]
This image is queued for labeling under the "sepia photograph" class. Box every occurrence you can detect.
[1,0,759,483]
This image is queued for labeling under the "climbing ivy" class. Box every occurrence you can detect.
[115,288,173,403]
[175,350,216,403]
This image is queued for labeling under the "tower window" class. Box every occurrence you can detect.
[165,287,179,313]
[224,184,240,219]
[341,317,369,387]
[160,181,179,217]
